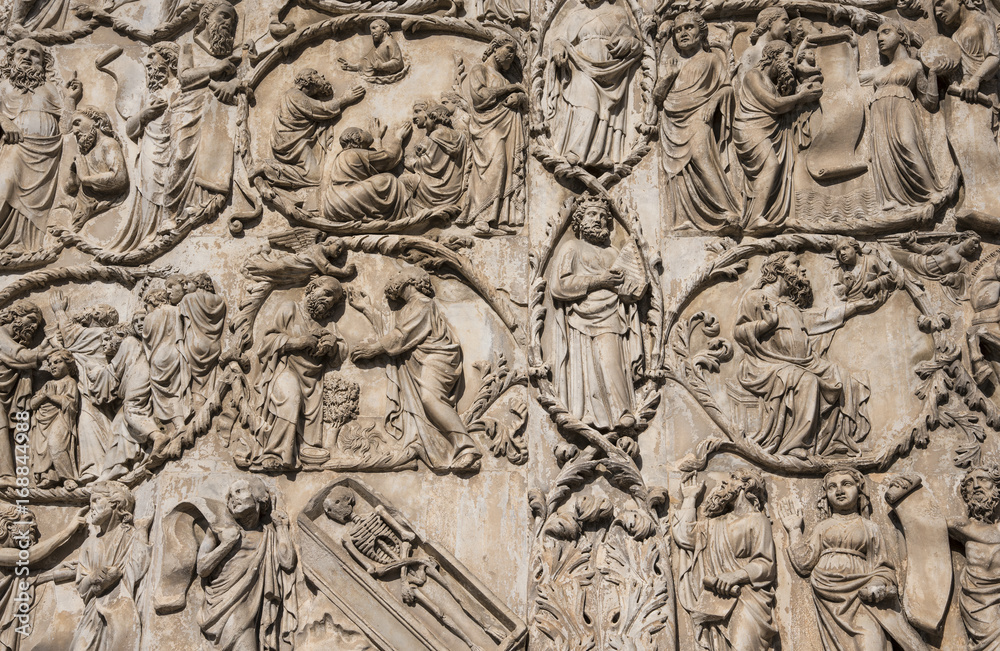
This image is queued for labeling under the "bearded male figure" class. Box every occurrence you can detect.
[549,194,647,432]
[64,106,129,230]
[112,43,180,252]
[196,477,297,651]
[255,276,346,470]
[734,252,883,457]
[0,38,82,252]
[673,470,777,651]
[947,464,1000,649]
[171,0,242,218]
[0,300,46,484]
[260,69,365,189]
[734,41,821,231]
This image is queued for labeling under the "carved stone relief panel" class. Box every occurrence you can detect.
[10,0,1000,646]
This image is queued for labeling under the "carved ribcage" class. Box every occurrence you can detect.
[349,512,402,565]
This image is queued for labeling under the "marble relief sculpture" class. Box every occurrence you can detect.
[655,11,741,233]
[549,193,647,434]
[777,469,928,651]
[0,38,80,253]
[673,471,777,651]
[70,481,150,651]
[17,0,1000,646]
[734,252,881,458]
[338,20,407,83]
[545,0,642,171]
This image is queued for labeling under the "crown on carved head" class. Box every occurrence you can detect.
[573,192,611,213]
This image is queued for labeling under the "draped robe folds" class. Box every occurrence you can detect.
[112,80,178,252]
[463,63,525,229]
[660,49,741,231]
[833,255,894,301]
[0,330,37,478]
[169,40,236,213]
[942,11,1000,220]
[267,89,344,189]
[0,80,63,252]
[788,515,927,651]
[549,238,646,431]
[859,60,946,208]
[733,70,795,230]
[0,571,32,651]
[143,304,190,423]
[197,524,297,651]
[256,302,329,466]
[29,376,79,484]
[321,146,410,223]
[70,137,129,221]
[408,127,466,214]
[734,288,870,457]
[180,290,226,406]
[360,37,404,76]
[90,336,157,474]
[62,323,114,480]
[381,294,478,469]
[960,559,1000,650]
[70,524,150,651]
[675,512,777,651]
[548,5,641,166]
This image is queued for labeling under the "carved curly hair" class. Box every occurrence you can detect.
[0,502,35,547]
[731,468,768,512]
[483,34,519,62]
[149,42,179,72]
[385,267,435,301]
[0,299,41,327]
[197,0,238,34]
[90,481,136,527]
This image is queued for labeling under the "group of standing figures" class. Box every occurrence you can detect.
[673,464,1000,651]
[654,0,1000,233]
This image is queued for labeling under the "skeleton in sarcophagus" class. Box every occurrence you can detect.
[323,486,505,651]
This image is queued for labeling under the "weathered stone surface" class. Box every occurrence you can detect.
[5,0,1000,648]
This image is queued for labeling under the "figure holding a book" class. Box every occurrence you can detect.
[548,193,648,432]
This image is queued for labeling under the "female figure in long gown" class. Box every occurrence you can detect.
[859,22,949,211]
[776,469,929,651]
[547,0,642,170]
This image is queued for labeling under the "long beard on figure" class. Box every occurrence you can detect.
[773,59,797,97]
[76,129,98,155]
[4,61,45,92]
[306,294,330,321]
[703,484,739,518]
[967,488,1000,523]
[781,269,814,309]
[147,66,168,91]
[208,22,236,58]
[581,224,611,247]
[10,322,34,345]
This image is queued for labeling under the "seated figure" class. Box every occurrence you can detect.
[320,122,414,224]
